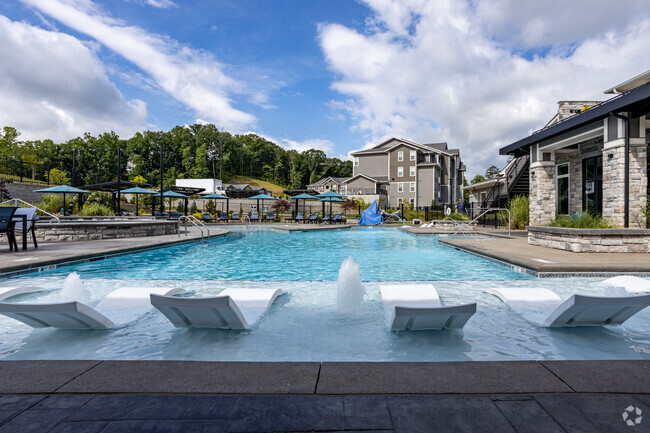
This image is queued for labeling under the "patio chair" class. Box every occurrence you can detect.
[151,288,283,329]
[287,212,304,223]
[231,212,240,222]
[168,211,182,220]
[248,212,260,222]
[218,212,229,222]
[13,207,39,249]
[380,284,476,331]
[487,287,650,327]
[263,211,275,222]
[306,212,320,223]
[201,212,213,222]
[331,212,345,224]
[0,286,185,329]
[318,212,332,224]
[0,207,18,251]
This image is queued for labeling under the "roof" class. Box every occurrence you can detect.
[342,174,389,184]
[604,69,650,94]
[351,138,456,156]
[500,80,650,156]
[84,180,150,192]
[463,178,501,191]
[307,176,348,187]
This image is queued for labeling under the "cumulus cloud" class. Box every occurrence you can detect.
[143,0,176,9]
[248,132,335,154]
[319,0,650,176]
[21,0,257,131]
[0,15,146,141]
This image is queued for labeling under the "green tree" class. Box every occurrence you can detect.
[471,174,486,184]
[48,168,70,185]
[485,165,500,179]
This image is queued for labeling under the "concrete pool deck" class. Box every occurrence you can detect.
[0,360,647,432]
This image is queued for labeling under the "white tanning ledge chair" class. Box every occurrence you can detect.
[488,287,650,327]
[151,288,283,329]
[0,286,185,329]
[601,276,650,295]
[0,286,47,302]
[380,284,476,331]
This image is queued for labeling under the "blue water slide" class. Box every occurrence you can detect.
[358,200,384,225]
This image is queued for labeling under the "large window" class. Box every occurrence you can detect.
[353,157,359,166]
[556,163,570,215]
[410,182,415,192]
[410,150,416,161]
[398,166,403,177]
[398,182,403,192]
[410,166,416,177]
[398,151,404,161]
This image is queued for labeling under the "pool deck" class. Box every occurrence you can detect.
[0,227,229,276]
[0,359,646,432]
[438,233,650,275]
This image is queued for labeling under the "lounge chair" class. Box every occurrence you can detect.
[263,211,275,222]
[0,285,46,301]
[380,284,476,331]
[218,212,229,222]
[201,212,213,222]
[306,212,319,223]
[168,211,182,220]
[601,276,650,295]
[287,212,304,223]
[0,207,18,251]
[230,212,240,222]
[488,287,650,327]
[0,286,185,329]
[318,212,332,224]
[331,212,345,224]
[151,288,283,329]
[13,208,39,249]
[248,212,260,222]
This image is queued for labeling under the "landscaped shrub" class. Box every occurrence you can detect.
[192,211,203,220]
[190,201,198,214]
[499,195,529,229]
[548,213,615,229]
[448,212,470,221]
[37,194,63,214]
[78,202,113,216]
[645,197,650,229]
[84,191,112,208]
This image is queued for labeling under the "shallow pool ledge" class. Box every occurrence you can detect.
[0,360,646,395]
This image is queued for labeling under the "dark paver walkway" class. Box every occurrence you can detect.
[0,360,647,432]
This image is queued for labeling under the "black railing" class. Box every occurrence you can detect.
[505,154,529,194]
[0,159,51,185]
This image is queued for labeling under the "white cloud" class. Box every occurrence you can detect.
[21,0,257,131]
[319,0,650,177]
[247,132,335,154]
[0,15,146,141]
[143,0,176,9]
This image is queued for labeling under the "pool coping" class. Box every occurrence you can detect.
[0,360,647,395]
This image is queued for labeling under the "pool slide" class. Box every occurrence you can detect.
[488,287,650,327]
[380,284,476,331]
[151,288,283,329]
[0,286,185,329]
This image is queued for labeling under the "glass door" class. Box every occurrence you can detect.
[582,156,602,214]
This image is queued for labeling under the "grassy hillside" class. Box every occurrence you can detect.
[227,176,286,195]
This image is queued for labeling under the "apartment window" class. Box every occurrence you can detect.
[354,157,359,166]
[409,166,416,177]
[398,182,403,192]
[398,166,403,177]
[410,182,415,192]
[409,198,415,207]
[556,163,570,215]
[430,154,437,163]
[410,150,416,161]
[398,198,403,205]
[398,151,403,161]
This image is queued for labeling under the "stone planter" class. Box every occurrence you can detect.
[528,226,650,253]
[32,220,178,242]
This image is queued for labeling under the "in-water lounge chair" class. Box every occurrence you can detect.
[601,276,650,295]
[488,287,650,327]
[0,285,46,302]
[151,288,283,329]
[0,286,185,329]
[380,284,476,331]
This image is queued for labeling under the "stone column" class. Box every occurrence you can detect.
[602,139,647,228]
[529,161,556,226]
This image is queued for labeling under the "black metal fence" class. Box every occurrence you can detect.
[0,159,51,185]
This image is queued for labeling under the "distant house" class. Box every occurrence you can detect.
[222,184,272,198]
[500,70,650,228]
[306,177,349,194]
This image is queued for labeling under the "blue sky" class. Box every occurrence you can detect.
[1,0,649,177]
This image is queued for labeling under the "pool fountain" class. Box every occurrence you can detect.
[59,272,90,304]
[336,257,366,313]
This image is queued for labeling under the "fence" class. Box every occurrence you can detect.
[0,159,50,185]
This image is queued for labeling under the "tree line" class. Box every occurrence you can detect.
[0,124,352,190]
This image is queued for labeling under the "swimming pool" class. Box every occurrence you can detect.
[0,227,648,361]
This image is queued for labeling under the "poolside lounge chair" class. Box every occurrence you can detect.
[331,212,345,224]
[151,288,283,329]
[13,208,39,249]
[218,212,229,222]
[231,212,240,222]
[263,211,275,222]
[0,207,18,251]
[0,286,185,329]
[318,212,332,224]
[201,212,213,222]
[488,287,650,327]
[248,212,260,222]
[380,284,476,331]
[0,285,46,301]
[601,276,650,295]
[306,212,319,223]
[168,211,182,220]
[287,212,304,223]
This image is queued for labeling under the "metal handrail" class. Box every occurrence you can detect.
[0,198,60,223]
[178,215,210,242]
[454,207,510,236]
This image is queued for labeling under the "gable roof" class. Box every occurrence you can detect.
[351,138,455,156]
[342,173,389,184]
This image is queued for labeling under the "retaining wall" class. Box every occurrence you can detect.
[31,220,178,242]
[528,226,650,253]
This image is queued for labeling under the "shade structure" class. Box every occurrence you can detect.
[202,193,230,214]
[161,190,188,214]
[316,190,345,199]
[117,187,158,216]
[319,196,345,214]
[35,185,90,215]
[291,193,316,215]
[247,193,276,216]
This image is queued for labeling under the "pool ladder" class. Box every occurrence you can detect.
[178,215,210,243]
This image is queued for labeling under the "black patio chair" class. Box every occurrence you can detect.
[318,212,332,224]
[263,212,274,222]
[288,212,304,223]
[13,207,39,248]
[202,212,213,222]
[306,212,319,223]
[0,207,18,251]
[331,212,345,224]
[218,212,229,222]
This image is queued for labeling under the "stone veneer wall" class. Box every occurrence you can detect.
[30,221,178,242]
[528,162,556,226]
[528,226,650,253]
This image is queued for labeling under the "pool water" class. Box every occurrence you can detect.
[0,227,648,362]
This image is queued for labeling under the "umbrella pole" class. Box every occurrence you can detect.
[135,194,139,216]
[63,193,66,216]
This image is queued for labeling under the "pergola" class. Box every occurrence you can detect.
[163,186,205,216]
[84,180,151,214]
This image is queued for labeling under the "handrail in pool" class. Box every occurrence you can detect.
[0,198,61,224]
[178,215,209,242]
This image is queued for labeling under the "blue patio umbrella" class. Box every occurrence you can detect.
[34,185,90,215]
[291,193,316,215]
[247,193,277,215]
[116,186,158,216]
[316,190,345,198]
[319,196,345,214]
[202,193,230,214]
[161,190,188,213]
